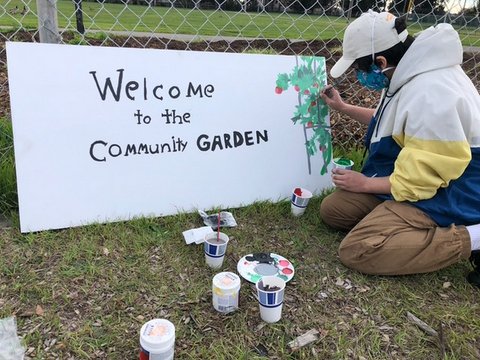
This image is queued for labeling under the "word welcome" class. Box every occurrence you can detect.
[89,69,215,102]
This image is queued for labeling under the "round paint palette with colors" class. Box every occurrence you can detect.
[237,252,295,283]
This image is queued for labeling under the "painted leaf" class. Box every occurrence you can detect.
[276,73,290,89]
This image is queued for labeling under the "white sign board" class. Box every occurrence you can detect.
[7,42,332,233]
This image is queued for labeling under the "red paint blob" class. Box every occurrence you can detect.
[279,260,290,267]
[282,268,294,275]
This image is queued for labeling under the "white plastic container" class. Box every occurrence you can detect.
[290,187,313,217]
[212,272,241,313]
[204,232,230,269]
[139,319,175,360]
[332,157,354,170]
[256,276,286,323]
[332,157,354,187]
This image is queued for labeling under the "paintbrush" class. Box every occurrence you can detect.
[324,76,344,98]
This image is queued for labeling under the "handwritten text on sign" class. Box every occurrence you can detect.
[88,68,269,160]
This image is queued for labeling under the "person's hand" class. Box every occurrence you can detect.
[320,85,345,112]
[332,168,370,192]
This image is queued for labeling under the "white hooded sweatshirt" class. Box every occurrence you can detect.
[363,23,480,226]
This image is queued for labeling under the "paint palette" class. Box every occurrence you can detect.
[237,252,295,283]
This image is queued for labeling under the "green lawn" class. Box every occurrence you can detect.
[1,115,479,358]
[2,0,479,46]
[1,4,479,359]
[1,199,479,359]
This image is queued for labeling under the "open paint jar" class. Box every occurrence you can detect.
[332,157,354,170]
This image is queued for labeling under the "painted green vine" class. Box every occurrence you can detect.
[275,56,332,175]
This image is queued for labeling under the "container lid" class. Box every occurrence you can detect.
[140,319,175,351]
[213,272,241,290]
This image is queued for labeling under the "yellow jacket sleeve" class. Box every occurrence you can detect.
[390,135,471,201]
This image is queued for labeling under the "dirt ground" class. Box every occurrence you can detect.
[1,30,479,148]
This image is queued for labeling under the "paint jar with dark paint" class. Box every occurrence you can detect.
[139,319,175,360]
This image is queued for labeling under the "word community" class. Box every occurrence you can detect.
[89,130,269,162]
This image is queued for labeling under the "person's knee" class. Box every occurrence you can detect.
[338,248,378,274]
[338,242,360,271]
[338,237,380,275]
[338,236,404,275]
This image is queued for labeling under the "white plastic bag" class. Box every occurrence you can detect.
[0,317,25,360]
[198,210,237,230]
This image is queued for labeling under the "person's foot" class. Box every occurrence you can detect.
[467,250,480,288]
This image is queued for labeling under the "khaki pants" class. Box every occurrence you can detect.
[320,190,472,275]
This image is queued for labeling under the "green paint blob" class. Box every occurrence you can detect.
[335,158,352,166]
[248,273,262,283]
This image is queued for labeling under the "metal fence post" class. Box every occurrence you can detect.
[36,0,60,43]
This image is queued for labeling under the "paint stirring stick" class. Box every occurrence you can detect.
[217,211,221,242]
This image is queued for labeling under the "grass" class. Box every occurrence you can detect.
[1,199,479,359]
[1,0,479,46]
[0,6,479,359]
[0,117,17,215]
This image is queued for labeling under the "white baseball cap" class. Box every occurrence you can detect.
[330,10,409,78]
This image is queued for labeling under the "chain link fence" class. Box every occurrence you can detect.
[0,0,479,151]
